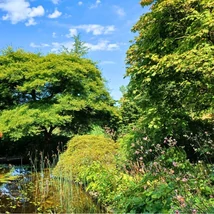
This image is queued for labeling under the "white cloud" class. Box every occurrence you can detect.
[30,42,50,48]
[66,28,78,38]
[25,18,36,26]
[51,0,59,4]
[29,5,44,17]
[48,8,62,19]
[78,1,83,6]
[107,43,119,50]
[63,13,72,18]
[100,61,116,65]
[89,0,101,9]
[30,40,119,52]
[30,40,120,52]
[0,0,45,25]
[51,41,74,52]
[52,32,57,38]
[85,40,119,51]
[114,6,126,17]
[71,24,115,36]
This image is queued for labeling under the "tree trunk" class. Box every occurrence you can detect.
[41,126,56,144]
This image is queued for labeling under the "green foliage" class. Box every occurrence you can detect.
[0,165,20,183]
[112,148,214,213]
[52,135,214,213]
[61,34,89,57]
[79,162,119,204]
[114,175,174,213]
[0,47,117,142]
[124,0,214,157]
[88,125,106,136]
[53,135,118,179]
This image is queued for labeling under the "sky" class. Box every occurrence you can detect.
[0,0,149,100]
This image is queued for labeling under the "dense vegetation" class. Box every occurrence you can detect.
[0,46,118,155]
[122,0,214,162]
[0,0,213,213]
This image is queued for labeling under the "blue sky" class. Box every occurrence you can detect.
[0,0,149,100]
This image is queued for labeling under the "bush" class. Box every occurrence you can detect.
[112,148,214,213]
[53,135,118,179]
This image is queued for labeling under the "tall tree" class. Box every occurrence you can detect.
[0,47,117,143]
[125,0,214,149]
[61,34,89,57]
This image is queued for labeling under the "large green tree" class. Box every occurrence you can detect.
[125,0,214,155]
[0,47,117,143]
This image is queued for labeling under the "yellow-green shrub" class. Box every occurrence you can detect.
[53,135,118,179]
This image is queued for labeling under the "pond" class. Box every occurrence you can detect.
[0,164,105,213]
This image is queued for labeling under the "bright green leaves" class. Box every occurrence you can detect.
[0,106,39,139]
[124,0,214,152]
[0,48,116,141]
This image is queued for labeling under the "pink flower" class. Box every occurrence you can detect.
[182,178,188,182]
[173,162,178,167]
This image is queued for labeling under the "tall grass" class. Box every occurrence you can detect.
[27,148,102,213]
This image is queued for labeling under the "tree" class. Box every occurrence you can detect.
[61,34,89,57]
[119,85,141,128]
[0,47,117,143]
[125,0,214,155]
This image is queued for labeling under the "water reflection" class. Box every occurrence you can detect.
[0,165,104,213]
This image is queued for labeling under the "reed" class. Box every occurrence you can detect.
[27,148,102,213]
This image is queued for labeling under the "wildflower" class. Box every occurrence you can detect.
[192,209,197,214]
[169,169,174,174]
[156,144,161,149]
[176,195,185,206]
[161,151,165,154]
[182,178,188,182]
[181,203,186,207]
[143,136,148,141]
[175,210,180,214]
[149,149,152,152]
[131,143,135,147]
[135,150,140,154]
[139,157,143,160]
[153,162,158,166]
[172,162,178,167]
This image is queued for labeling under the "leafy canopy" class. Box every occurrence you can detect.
[125,0,214,149]
[0,47,117,141]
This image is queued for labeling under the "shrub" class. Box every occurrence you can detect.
[53,135,118,179]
